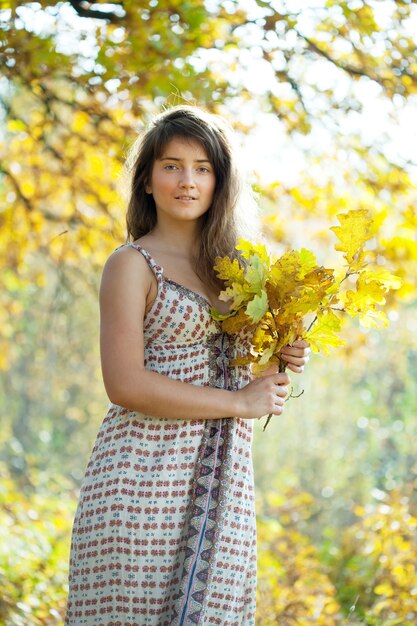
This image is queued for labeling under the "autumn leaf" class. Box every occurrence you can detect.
[220,308,253,334]
[236,239,270,264]
[330,209,373,267]
[244,254,268,293]
[246,290,269,323]
[304,310,345,355]
[213,255,245,284]
[218,282,253,310]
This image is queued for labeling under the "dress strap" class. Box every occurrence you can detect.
[120,242,164,281]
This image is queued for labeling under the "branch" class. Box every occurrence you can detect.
[296,30,387,88]
[68,0,124,23]
[0,165,33,211]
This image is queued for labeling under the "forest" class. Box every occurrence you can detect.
[1,0,417,624]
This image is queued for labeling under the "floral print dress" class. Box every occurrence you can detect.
[65,243,257,626]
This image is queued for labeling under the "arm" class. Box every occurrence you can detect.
[100,246,289,421]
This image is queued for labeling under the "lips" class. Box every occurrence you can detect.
[176,195,197,200]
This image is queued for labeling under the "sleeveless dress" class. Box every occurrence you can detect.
[65,243,257,626]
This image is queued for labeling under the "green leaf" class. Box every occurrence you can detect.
[246,290,268,323]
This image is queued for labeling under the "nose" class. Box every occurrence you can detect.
[179,167,196,188]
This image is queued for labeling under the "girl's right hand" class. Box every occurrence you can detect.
[236,372,290,420]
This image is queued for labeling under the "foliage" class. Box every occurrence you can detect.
[0,257,106,481]
[212,208,401,431]
[261,147,417,306]
[256,488,341,625]
[5,470,417,626]
[1,0,417,282]
[252,302,417,531]
[0,467,74,625]
[331,487,417,625]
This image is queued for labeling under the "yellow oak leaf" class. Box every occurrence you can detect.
[221,308,252,334]
[304,310,345,355]
[236,239,270,264]
[252,317,276,351]
[330,209,373,265]
[278,324,303,350]
[231,354,253,366]
[258,340,278,366]
[359,267,402,290]
[302,267,335,290]
[218,282,253,309]
[298,248,318,276]
[269,250,301,286]
[213,255,245,285]
[342,266,400,316]
[279,290,323,320]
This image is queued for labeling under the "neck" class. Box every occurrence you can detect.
[150,221,201,257]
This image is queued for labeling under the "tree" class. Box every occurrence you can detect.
[1,0,416,469]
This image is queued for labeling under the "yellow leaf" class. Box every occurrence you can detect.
[330,209,373,265]
[231,354,252,366]
[251,358,279,376]
[258,340,278,366]
[304,310,345,355]
[360,267,402,290]
[214,255,245,284]
[302,267,335,290]
[219,282,252,309]
[298,248,318,275]
[236,239,270,264]
[221,308,252,334]
[359,308,389,328]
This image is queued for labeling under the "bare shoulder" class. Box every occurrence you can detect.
[102,244,152,283]
[100,244,154,312]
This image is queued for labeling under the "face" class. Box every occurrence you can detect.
[145,136,216,225]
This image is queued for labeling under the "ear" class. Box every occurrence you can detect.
[145,182,152,194]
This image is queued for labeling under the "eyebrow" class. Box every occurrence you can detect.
[159,157,211,163]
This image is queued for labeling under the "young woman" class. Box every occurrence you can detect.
[65,106,310,626]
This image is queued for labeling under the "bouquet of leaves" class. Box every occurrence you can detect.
[212,209,402,429]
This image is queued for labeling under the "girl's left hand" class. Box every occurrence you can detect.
[279,339,311,374]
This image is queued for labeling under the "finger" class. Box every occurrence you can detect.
[282,354,310,365]
[273,394,285,406]
[292,339,311,348]
[286,363,304,374]
[280,346,311,358]
[273,401,285,414]
[275,372,290,385]
[265,372,290,385]
[276,385,289,398]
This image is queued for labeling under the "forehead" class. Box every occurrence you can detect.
[157,136,210,161]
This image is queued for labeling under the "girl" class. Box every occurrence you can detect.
[65,106,310,626]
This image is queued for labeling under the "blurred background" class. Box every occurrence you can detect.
[1,1,417,624]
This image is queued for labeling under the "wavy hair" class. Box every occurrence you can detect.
[124,105,258,291]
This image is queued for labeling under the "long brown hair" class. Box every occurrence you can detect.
[124,106,254,291]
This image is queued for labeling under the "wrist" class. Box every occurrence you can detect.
[230,389,246,419]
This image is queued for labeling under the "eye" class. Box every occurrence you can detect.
[197,166,211,173]
[163,164,178,170]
